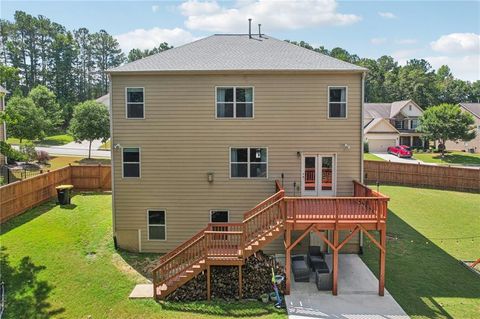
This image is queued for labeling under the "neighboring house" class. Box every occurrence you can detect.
[445,103,480,153]
[0,85,8,165]
[96,93,110,113]
[107,34,388,299]
[364,100,424,152]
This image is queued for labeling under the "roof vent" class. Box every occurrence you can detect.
[258,24,262,38]
[248,18,252,38]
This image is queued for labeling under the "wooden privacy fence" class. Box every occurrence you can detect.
[364,160,480,193]
[0,165,111,224]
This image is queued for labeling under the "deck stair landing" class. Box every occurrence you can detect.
[152,180,388,300]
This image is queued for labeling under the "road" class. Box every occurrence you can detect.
[13,139,111,158]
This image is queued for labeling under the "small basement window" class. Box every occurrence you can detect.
[210,210,229,223]
[148,210,166,240]
[216,87,253,118]
[230,147,267,178]
[328,87,347,118]
[126,87,144,118]
[122,148,140,178]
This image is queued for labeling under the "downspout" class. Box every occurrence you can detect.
[360,71,366,253]
[109,74,117,249]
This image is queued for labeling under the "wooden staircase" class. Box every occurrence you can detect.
[152,181,285,299]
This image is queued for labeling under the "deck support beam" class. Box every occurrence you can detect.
[238,265,243,299]
[285,228,292,294]
[332,230,339,295]
[379,226,386,296]
[207,265,211,301]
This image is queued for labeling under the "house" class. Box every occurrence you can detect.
[107,33,388,300]
[0,85,8,165]
[364,100,424,152]
[445,103,480,153]
[96,93,110,112]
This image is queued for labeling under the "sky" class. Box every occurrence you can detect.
[1,0,479,81]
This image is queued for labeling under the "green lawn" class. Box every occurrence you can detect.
[7,134,74,146]
[413,151,480,166]
[362,185,480,319]
[364,153,385,161]
[0,194,285,319]
[47,156,111,170]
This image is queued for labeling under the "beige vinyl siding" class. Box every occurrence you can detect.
[111,73,363,253]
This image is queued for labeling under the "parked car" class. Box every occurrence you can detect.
[387,145,412,158]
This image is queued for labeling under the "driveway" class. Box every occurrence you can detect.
[285,254,409,319]
[372,152,424,164]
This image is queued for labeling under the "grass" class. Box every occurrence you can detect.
[413,151,480,166]
[361,185,480,319]
[364,153,385,161]
[7,134,74,146]
[99,140,111,150]
[0,194,286,319]
[47,156,111,170]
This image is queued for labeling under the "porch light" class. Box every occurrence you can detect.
[296,151,301,158]
[207,172,214,183]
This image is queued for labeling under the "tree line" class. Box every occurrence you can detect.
[0,10,479,133]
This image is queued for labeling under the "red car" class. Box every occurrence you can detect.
[387,145,412,158]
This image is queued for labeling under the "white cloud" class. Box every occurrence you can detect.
[370,37,386,45]
[391,49,421,62]
[179,0,361,32]
[430,33,480,54]
[395,38,417,45]
[378,12,396,19]
[114,27,198,52]
[152,5,160,13]
[426,55,480,82]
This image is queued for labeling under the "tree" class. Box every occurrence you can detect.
[92,30,124,94]
[1,96,47,142]
[69,100,109,158]
[28,85,62,133]
[419,103,476,156]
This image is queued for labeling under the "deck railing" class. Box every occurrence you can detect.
[152,180,388,298]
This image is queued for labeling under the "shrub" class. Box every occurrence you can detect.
[19,142,37,162]
[36,150,50,164]
[0,141,28,163]
[363,141,369,153]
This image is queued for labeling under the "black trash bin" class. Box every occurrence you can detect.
[56,185,73,205]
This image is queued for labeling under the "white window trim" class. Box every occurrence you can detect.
[125,87,145,119]
[209,210,230,223]
[327,86,348,119]
[147,209,167,241]
[215,86,255,119]
[229,147,268,179]
[301,152,338,196]
[121,147,141,178]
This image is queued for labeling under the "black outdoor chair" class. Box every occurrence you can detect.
[291,255,310,282]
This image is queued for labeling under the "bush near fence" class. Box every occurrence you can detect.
[364,160,480,193]
[0,165,111,223]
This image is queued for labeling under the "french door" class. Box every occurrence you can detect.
[301,154,336,197]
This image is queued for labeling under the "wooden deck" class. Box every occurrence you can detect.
[152,180,389,300]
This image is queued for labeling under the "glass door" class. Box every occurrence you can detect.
[301,154,335,196]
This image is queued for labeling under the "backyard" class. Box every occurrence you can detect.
[362,185,480,318]
[0,194,285,319]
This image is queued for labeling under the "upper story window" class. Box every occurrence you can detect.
[126,87,144,119]
[148,210,166,240]
[394,120,404,130]
[122,147,140,178]
[328,87,347,118]
[410,119,419,130]
[216,87,253,118]
[230,147,267,178]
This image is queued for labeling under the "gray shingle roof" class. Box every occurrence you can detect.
[364,103,392,119]
[108,34,367,73]
[460,103,480,119]
[0,85,9,94]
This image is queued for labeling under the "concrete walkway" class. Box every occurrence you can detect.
[285,254,409,319]
[372,152,424,164]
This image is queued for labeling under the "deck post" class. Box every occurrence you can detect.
[207,265,211,301]
[285,228,292,294]
[238,265,243,299]
[332,230,339,295]
[379,226,386,296]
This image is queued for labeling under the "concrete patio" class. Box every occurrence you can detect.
[285,254,409,319]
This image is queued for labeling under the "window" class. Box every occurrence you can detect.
[122,148,140,177]
[230,147,267,178]
[410,119,419,130]
[328,87,347,118]
[126,87,144,118]
[148,210,166,240]
[210,210,229,223]
[395,120,404,130]
[216,87,253,118]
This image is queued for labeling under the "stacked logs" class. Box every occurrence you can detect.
[165,251,285,301]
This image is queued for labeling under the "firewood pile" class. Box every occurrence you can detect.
[165,251,285,301]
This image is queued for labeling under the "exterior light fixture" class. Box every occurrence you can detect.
[296,151,301,158]
[207,172,214,183]
[344,144,351,150]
